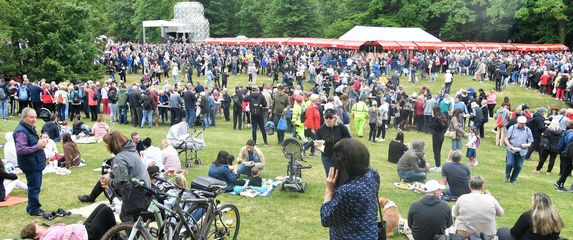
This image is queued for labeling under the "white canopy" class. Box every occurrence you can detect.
[339,26,441,42]
[142,20,187,43]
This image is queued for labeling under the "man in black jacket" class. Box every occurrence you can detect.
[525,107,547,160]
[408,180,452,240]
[232,89,243,130]
[127,85,142,127]
[243,86,268,146]
[182,86,197,127]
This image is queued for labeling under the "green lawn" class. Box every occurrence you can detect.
[1,72,572,239]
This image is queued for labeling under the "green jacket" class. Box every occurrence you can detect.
[352,101,368,118]
[118,88,128,106]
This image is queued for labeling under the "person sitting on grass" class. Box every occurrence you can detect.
[72,117,91,136]
[41,115,60,141]
[91,116,110,140]
[407,180,452,240]
[441,150,471,201]
[397,140,429,183]
[20,204,117,240]
[141,137,164,171]
[236,139,266,177]
[388,131,408,164]
[42,133,59,167]
[1,160,28,202]
[161,139,181,173]
[208,151,237,192]
[61,133,81,169]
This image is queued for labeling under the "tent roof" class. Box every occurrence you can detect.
[339,26,441,42]
[142,20,186,28]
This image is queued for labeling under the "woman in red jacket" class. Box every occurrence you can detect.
[304,94,322,157]
[86,85,98,122]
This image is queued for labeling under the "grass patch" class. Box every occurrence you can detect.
[1,73,572,239]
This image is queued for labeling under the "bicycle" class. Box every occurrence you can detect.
[101,176,240,240]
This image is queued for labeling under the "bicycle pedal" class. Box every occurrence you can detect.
[149,228,159,238]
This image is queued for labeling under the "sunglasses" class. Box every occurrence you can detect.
[324,116,335,119]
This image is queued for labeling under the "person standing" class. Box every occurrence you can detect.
[13,107,47,216]
[408,180,452,240]
[0,79,10,121]
[533,123,561,175]
[367,101,379,143]
[271,85,289,145]
[232,90,243,130]
[127,85,142,127]
[316,109,352,175]
[140,91,154,128]
[28,82,43,113]
[431,106,448,170]
[243,86,268,146]
[450,109,467,151]
[554,121,573,191]
[376,97,389,141]
[486,90,496,118]
[87,85,99,122]
[303,94,321,156]
[182,86,197,127]
[504,116,533,183]
[107,82,118,123]
[117,83,129,125]
[525,107,547,161]
[351,96,368,137]
[169,88,183,125]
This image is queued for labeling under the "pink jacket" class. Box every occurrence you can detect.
[40,224,88,240]
[162,145,181,172]
[91,122,110,139]
[486,93,496,105]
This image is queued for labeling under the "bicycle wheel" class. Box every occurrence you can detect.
[206,204,240,240]
[100,223,153,240]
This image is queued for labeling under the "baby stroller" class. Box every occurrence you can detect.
[166,122,206,168]
[281,137,311,193]
[38,108,52,122]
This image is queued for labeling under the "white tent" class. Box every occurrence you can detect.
[142,20,187,43]
[339,26,441,42]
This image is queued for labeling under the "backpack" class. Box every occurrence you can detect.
[251,102,263,116]
[92,91,100,101]
[56,93,64,104]
[72,91,80,104]
[18,87,28,100]
[496,116,503,128]
[108,90,118,102]
[0,87,6,100]
[232,94,241,107]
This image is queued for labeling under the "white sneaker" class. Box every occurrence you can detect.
[380,138,385,142]
[432,167,441,172]
[473,160,479,166]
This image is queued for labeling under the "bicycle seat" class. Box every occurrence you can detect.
[191,176,227,193]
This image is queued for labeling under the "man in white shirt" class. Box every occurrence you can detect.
[141,137,164,171]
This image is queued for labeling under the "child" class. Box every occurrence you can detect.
[41,133,61,167]
[92,116,110,139]
[466,127,481,166]
[248,167,262,187]
[1,160,27,201]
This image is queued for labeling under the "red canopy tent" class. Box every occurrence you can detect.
[436,42,465,50]
[548,44,570,51]
[499,43,517,51]
[396,41,418,50]
[411,41,435,50]
[460,42,479,50]
[262,38,292,45]
[339,40,364,50]
[512,43,542,52]
[242,38,264,45]
[376,41,402,50]
[473,42,503,50]
[286,38,315,46]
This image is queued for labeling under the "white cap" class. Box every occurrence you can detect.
[424,180,446,193]
[517,116,527,124]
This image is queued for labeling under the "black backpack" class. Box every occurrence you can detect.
[233,94,241,107]
[0,87,6,100]
[72,91,80,104]
[108,90,118,102]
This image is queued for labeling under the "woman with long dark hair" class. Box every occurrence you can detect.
[431,106,448,169]
[450,108,467,151]
[208,150,237,192]
[320,139,380,239]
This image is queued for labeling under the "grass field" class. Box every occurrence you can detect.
[1,72,572,239]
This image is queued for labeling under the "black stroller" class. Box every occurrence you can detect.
[38,108,53,122]
[280,137,311,193]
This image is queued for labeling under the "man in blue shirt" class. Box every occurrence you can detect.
[504,116,534,183]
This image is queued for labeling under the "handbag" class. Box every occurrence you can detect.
[277,117,287,131]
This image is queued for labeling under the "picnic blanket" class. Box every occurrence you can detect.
[0,196,28,207]
[393,181,426,193]
[70,201,121,223]
[73,135,99,144]
[228,179,282,198]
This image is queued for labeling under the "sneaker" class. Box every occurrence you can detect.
[556,186,569,192]
[380,138,385,142]
[504,177,510,183]
[546,172,552,176]
[554,182,562,189]
[432,167,441,172]
[78,195,94,203]
[473,160,479,167]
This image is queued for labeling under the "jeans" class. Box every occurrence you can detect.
[452,138,462,150]
[170,108,181,125]
[25,170,43,214]
[397,170,427,183]
[119,105,128,124]
[0,99,7,119]
[376,120,387,139]
[141,109,153,128]
[237,156,260,176]
[496,227,516,240]
[173,75,179,85]
[272,114,285,144]
[203,113,211,128]
[109,103,118,123]
[321,155,333,176]
[186,108,196,127]
[251,114,268,145]
[56,104,66,121]
[505,150,525,182]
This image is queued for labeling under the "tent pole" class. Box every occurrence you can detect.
[142,26,146,44]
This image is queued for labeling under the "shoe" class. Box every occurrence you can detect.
[504,177,510,183]
[511,180,517,184]
[556,186,569,192]
[29,208,45,216]
[432,167,441,172]
[78,195,94,203]
[546,172,552,176]
[473,160,478,166]
[380,138,385,142]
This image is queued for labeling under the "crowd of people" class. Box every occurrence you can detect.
[3,40,573,239]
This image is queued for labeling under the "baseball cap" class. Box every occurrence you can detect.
[424,180,446,193]
[517,116,527,124]
[324,108,336,118]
